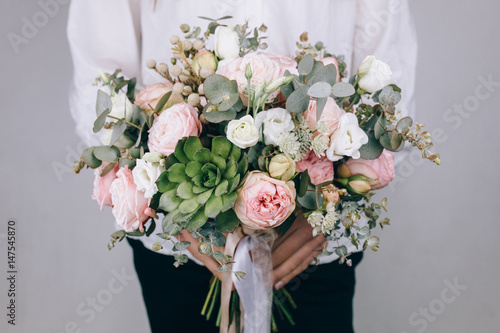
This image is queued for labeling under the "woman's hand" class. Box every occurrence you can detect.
[272,215,327,289]
[178,229,226,281]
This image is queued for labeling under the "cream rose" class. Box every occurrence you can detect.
[254,108,295,146]
[226,115,259,148]
[326,113,368,162]
[358,55,392,93]
[147,102,202,156]
[234,171,296,230]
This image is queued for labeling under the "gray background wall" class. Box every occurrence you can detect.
[0,1,498,332]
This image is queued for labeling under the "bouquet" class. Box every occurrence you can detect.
[74,17,440,333]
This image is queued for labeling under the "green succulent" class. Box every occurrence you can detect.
[156,136,248,234]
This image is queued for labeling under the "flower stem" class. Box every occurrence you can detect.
[106,115,142,130]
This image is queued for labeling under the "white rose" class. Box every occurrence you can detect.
[214,26,240,60]
[109,92,134,123]
[326,113,368,162]
[254,108,295,146]
[226,115,259,148]
[357,55,392,93]
[132,159,165,199]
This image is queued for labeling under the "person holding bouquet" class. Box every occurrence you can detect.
[68,1,418,332]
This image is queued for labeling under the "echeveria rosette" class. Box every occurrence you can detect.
[156,136,248,233]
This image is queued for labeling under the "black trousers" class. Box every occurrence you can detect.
[128,238,363,333]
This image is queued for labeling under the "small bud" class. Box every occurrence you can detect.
[182,85,192,96]
[157,62,168,74]
[348,180,371,194]
[264,75,293,94]
[187,93,201,106]
[146,59,157,69]
[170,65,182,77]
[342,218,353,229]
[299,32,308,42]
[185,58,193,65]
[152,242,163,252]
[258,24,268,32]
[180,24,190,33]
[259,42,268,50]
[193,39,204,50]
[198,84,204,95]
[142,152,163,163]
[183,40,193,51]
[170,35,180,44]
[170,58,177,65]
[337,164,351,178]
[173,82,184,94]
[200,66,214,79]
[179,74,189,82]
[245,63,252,80]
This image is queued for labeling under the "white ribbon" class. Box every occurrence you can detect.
[232,232,275,333]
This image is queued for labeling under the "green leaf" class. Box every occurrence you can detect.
[396,116,413,132]
[174,137,190,164]
[176,182,194,199]
[221,192,238,212]
[197,188,214,205]
[93,146,120,163]
[118,158,136,169]
[193,148,212,164]
[154,91,172,113]
[96,90,112,116]
[162,209,182,235]
[159,189,183,212]
[185,209,209,231]
[390,130,403,150]
[211,153,227,172]
[203,105,237,123]
[237,154,248,175]
[173,241,190,252]
[164,154,180,169]
[359,131,384,160]
[93,108,111,133]
[316,97,328,121]
[167,163,190,183]
[145,219,156,237]
[286,85,310,113]
[183,136,203,160]
[298,54,314,76]
[379,132,393,150]
[178,197,201,214]
[215,179,228,196]
[374,113,387,140]
[156,172,176,192]
[304,61,326,83]
[212,137,232,159]
[81,147,102,168]
[186,161,203,178]
[99,162,116,177]
[281,71,296,98]
[311,63,337,85]
[224,157,238,179]
[297,187,317,210]
[331,82,355,98]
[298,171,310,197]
[229,142,242,162]
[204,75,239,111]
[308,82,332,98]
[216,209,239,233]
[227,174,241,193]
[109,121,127,146]
[205,195,223,218]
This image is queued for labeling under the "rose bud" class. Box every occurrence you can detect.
[269,153,296,181]
[191,50,218,75]
[337,164,352,179]
[321,184,340,204]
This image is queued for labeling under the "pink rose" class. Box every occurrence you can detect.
[345,150,395,190]
[320,57,340,83]
[92,163,119,210]
[217,52,297,101]
[147,102,202,156]
[109,167,154,232]
[296,150,334,186]
[303,97,345,137]
[135,82,173,115]
[234,171,296,230]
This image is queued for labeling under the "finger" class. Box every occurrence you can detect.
[272,226,319,268]
[272,215,307,249]
[179,230,224,280]
[273,236,326,288]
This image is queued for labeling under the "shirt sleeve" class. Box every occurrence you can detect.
[352,0,418,166]
[67,0,142,146]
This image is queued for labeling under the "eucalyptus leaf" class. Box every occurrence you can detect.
[94,146,120,163]
[331,82,355,98]
[204,75,239,111]
[311,63,337,85]
[308,82,332,98]
[316,97,328,121]
[154,91,172,113]
[109,121,127,146]
[286,85,310,113]
[359,132,384,160]
[81,147,102,169]
[298,54,314,76]
[396,116,413,132]
[96,90,112,116]
[93,109,111,133]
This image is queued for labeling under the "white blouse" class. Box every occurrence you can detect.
[68,0,417,264]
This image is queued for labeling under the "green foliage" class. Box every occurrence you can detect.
[156,136,246,232]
